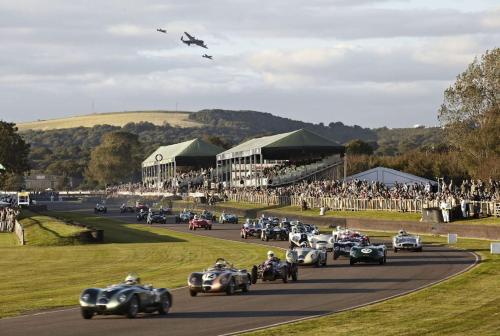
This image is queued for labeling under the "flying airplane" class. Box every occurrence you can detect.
[202,54,213,60]
[157,28,167,33]
[181,32,208,49]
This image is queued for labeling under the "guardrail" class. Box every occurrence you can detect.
[14,220,24,245]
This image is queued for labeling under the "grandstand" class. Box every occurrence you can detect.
[142,138,224,189]
[216,129,345,187]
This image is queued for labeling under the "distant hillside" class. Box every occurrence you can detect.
[17,111,202,131]
[19,109,445,188]
[189,109,377,144]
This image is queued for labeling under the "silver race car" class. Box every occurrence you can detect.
[393,230,423,252]
[294,244,328,267]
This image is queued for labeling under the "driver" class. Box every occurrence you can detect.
[214,259,227,269]
[124,274,141,286]
[398,229,407,236]
[267,250,279,262]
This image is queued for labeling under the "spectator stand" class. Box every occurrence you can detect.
[142,138,224,192]
[216,129,345,188]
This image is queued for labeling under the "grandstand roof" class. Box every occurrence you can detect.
[346,166,437,187]
[143,138,224,166]
[218,129,344,160]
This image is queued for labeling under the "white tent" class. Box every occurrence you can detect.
[346,166,436,187]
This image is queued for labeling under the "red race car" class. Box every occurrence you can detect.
[189,217,212,230]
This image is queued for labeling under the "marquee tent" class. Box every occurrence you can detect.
[346,166,437,187]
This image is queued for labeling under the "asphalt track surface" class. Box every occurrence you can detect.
[0,202,477,336]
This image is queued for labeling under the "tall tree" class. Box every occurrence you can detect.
[85,131,142,186]
[0,122,30,189]
[345,139,374,155]
[438,48,500,179]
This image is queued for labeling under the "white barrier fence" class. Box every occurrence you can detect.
[226,193,498,215]
[14,220,25,245]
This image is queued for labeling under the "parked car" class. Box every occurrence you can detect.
[79,274,172,319]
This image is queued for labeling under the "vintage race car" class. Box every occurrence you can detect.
[333,237,366,260]
[120,204,135,213]
[308,233,335,251]
[251,250,299,283]
[289,223,319,247]
[147,212,167,224]
[136,211,148,222]
[94,204,107,214]
[240,222,263,239]
[332,226,366,242]
[79,277,172,319]
[188,258,251,296]
[393,231,422,252]
[177,210,196,223]
[220,213,239,224]
[294,246,328,267]
[350,244,387,265]
[135,203,149,213]
[200,211,216,221]
[189,218,212,230]
[261,224,288,241]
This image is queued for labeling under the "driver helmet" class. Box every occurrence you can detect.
[300,241,308,248]
[194,215,199,220]
[399,229,406,236]
[124,274,140,285]
[267,250,275,259]
[215,259,227,268]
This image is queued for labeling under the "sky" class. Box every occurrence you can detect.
[0,0,498,128]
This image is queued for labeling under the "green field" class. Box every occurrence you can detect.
[16,111,202,131]
[0,233,18,247]
[19,210,87,246]
[0,212,272,318]
[245,234,500,336]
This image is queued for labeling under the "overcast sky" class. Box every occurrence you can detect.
[0,0,498,127]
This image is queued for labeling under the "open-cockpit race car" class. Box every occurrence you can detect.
[392,230,422,252]
[177,210,196,223]
[220,212,239,224]
[94,203,107,214]
[187,258,252,296]
[240,220,263,239]
[251,250,298,283]
[79,274,172,319]
[189,215,212,230]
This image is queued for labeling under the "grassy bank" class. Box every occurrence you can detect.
[0,212,271,318]
[18,210,87,246]
[0,233,18,247]
[245,236,499,336]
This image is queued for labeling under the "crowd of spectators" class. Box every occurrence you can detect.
[225,178,500,202]
[0,207,19,232]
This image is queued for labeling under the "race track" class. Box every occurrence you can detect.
[0,202,477,336]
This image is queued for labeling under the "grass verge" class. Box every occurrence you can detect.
[18,210,87,246]
[0,233,18,247]
[244,234,500,336]
[0,212,271,318]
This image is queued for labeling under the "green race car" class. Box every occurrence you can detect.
[350,244,387,265]
[79,274,172,319]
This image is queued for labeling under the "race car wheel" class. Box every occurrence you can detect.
[265,235,269,242]
[315,258,322,268]
[126,296,139,318]
[349,258,356,266]
[322,256,327,267]
[209,226,212,230]
[291,268,298,281]
[226,278,236,296]
[282,266,288,283]
[81,308,94,319]
[204,226,208,230]
[189,289,198,297]
[417,247,423,252]
[244,233,247,239]
[242,276,251,292]
[158,295,170,315]
[393,248,398,253]
[251,266,258,284]
[333,251,339,260]
[379,258,384,265]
